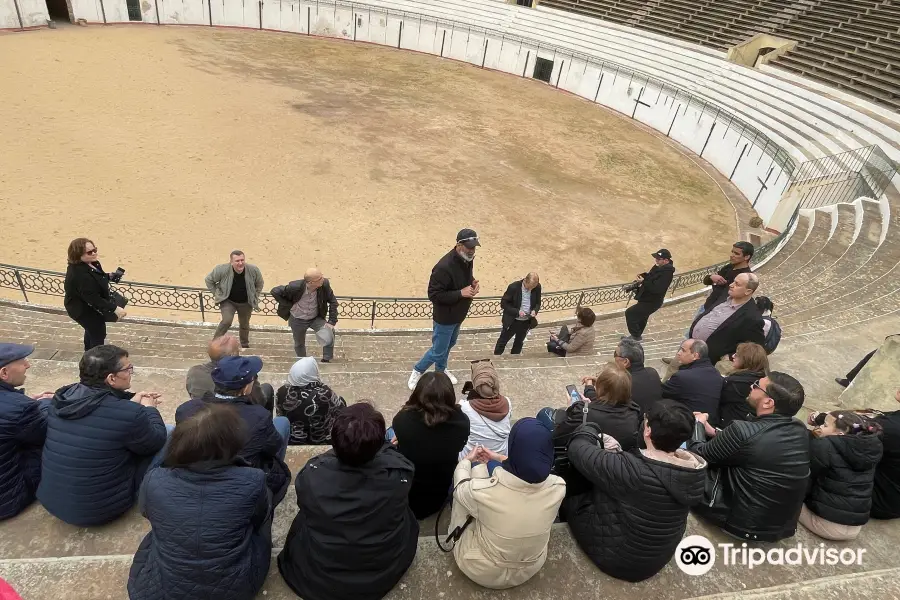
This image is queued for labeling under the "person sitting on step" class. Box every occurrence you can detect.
[719,342,769,428]
[38,345,170,527]
[185,334,274,412]
[847,388,900,520]
[800,410,883,541]
[128,403,273,600]
[458,359,511,460]
[690,372,810,542]
[537,362,641,497]
[276,357,347,445]
[547,307,596,357]
[601,338,661,415]
[449,418,566,589]
[392,371,470,519]
[176,356,291,507]
[0,343,54,521]
[564,400,706,582]
[662,339,723,425]
[278,403,418,600]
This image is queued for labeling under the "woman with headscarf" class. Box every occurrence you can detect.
[276,357,347,445]
[458,360,512,460]
[449,418,566,589]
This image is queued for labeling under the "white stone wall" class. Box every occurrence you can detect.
[0,0,49,27]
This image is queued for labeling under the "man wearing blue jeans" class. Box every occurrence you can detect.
[408,229,481,390]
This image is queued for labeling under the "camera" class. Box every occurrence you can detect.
[109,267,125,284]
[623,280,641,294]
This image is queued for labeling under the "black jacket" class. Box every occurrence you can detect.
[688,299,765,363]
[873,410,900,519]
[500,280,541,327]
[127,462,272,600]
[662,359,723,424]
[278,446,419,600]
[0,382,47,521]
[176,395,291,505]
[64,261,117,320]
[271,279,338,324]
[625,362,663,415]
[635,262,675,304]
[689,414,810,542]
[806,432,882,526]
[37,383,167,527]
[719,370,763,427]
[428,249,475,325]
[392,406,470,519]
[702,264,752,311]
[564,423,706,582]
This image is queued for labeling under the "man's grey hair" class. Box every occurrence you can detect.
[689,339,709,359]
[230,250,244,259]
[617,338,644,365]
[746,272,760,292]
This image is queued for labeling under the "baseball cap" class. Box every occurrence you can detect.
[652,249,672,260]
[456,229,481,249]
[211,356,263,390]
[0,343,34,369]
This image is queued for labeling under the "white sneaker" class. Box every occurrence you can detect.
[408,369,423,391]
[443,369,459,385]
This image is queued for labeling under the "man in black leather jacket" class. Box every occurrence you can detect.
[623,249,675,342]
[689,371,810,542]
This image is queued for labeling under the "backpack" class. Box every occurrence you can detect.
[763,316,781,354]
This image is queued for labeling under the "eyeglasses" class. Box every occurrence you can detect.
[115,364,135,375]
[85,248,98,256]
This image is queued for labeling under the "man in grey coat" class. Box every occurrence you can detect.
[205,251,264,348]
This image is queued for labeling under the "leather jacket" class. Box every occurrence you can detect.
[689,414,810,542]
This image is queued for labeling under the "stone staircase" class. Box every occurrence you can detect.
[2,192,900,598]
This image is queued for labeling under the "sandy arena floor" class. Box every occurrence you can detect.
[0,26,737,297]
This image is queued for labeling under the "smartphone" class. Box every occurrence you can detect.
[385,427,395,443]
[565,384,581,405]
[679,441,688,449]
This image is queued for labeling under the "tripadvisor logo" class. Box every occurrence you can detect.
[675,535,867,576]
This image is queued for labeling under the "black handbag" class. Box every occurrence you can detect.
[104,290,129,322]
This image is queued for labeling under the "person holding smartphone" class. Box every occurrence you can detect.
[64,238,127,350]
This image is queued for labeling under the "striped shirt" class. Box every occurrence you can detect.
[518,283,531,320]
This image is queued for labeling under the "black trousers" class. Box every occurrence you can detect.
[846,349,877,383]
[494,320,530,355]
[73,311,107,351]
[624,300,663,339]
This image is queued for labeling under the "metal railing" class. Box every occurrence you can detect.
[0,230,787,327]
[792,144,897,212]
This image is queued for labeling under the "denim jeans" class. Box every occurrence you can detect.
[273,416,291,460]
[414,322,462,374]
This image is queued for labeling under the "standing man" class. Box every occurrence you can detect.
[408,229,480,390]
[700,241,754,315]
[623,249,675,342]
[494,272,541,355]
[271,269,339,363]
[205,251,264,348]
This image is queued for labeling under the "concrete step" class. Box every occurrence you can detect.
[757,213,813,277]
[2,516,900,600]
[765,209,834,287]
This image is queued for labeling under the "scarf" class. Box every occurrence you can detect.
[502,417,554,484]
[467,393,510,422]
[287,357,320,387]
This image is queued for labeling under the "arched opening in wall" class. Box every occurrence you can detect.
[44,0,72,22]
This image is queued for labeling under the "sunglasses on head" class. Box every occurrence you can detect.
[751,380,769,396]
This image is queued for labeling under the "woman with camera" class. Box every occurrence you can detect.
[64,238,126,350]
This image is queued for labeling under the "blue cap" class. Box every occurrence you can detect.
[211,356,263,389]
[0,343,34,369]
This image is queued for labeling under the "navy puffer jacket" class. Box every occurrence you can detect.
[0,382,47,520]
[127,462,272,600]
[806,432,883,526]
[176,395,290,505]
[37,383,167,527]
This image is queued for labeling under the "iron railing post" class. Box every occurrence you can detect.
[198,291,205,322]
[14,269,28,302]
[370,301,377,329]
[671,276,680,296]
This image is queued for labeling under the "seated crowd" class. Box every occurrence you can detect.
[0,283,898,597]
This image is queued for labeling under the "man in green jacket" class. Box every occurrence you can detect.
[205,250,264,348]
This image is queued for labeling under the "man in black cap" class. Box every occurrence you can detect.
[623,249,675,342]
[0,343,54,521]
[408,229,480,390]
[176,355,291,506]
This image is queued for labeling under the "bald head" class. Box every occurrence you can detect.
[524,272,540,290]
[728,272,759,304]
[208,335,241,361]
[304,268,325,291]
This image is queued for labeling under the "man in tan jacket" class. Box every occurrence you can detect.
[449,418,565,589]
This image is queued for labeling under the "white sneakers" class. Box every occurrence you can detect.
[407,368,458,390]
[407,370,423,391]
